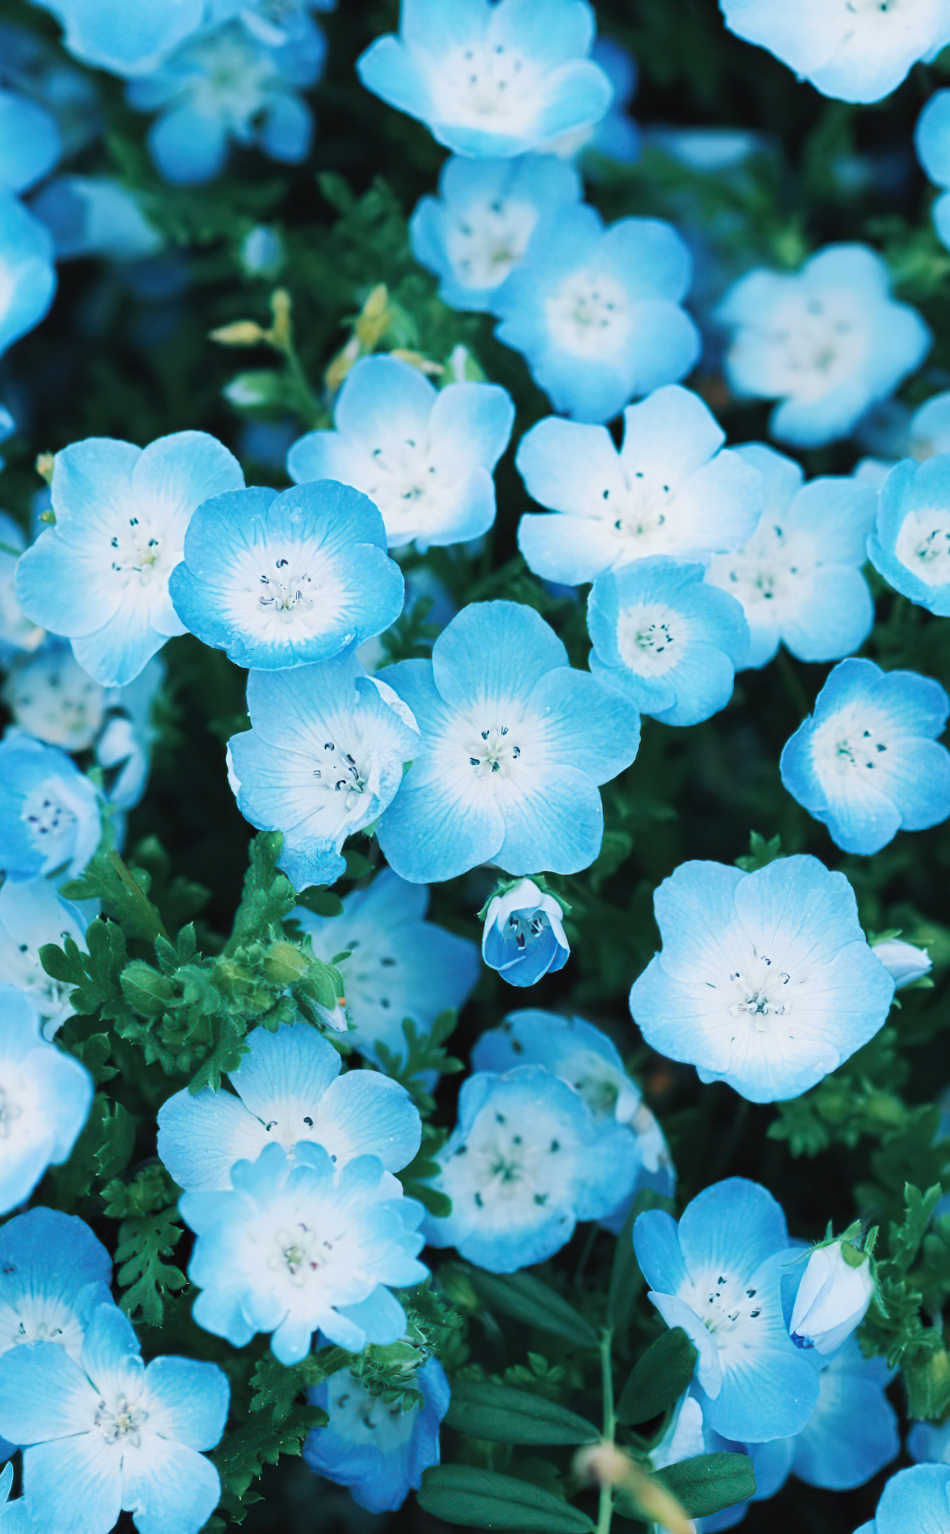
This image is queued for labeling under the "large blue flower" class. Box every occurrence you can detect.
[0,194,56,361]
[356,0,613,159]
[0,988,93,1216]
[375,600,641,883]
[629,855,895,1103]
[858,1464,950,1534]
[780,658,950,856]
[34,0,205,76]
[0,737,102,883]
[868,453,950,617]
[494,205,699,423]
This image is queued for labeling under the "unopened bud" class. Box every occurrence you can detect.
[209,320,266,346]
[790,1239,875,1355]
[35,452,55,485]
[390,348,443,375]
[872,937,932,989]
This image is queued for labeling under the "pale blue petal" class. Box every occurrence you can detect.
[632,1209,687,1292]
[142,1356,229,1451]
[147,107,230,186]
[677,1178,788,1279]
[431,600,566,712]
[231,1020,341,1122]
[122,1433,222,1534]
[24,1433,121,1534]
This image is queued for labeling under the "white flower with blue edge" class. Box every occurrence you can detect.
[629,855,895,1104]
[0,1209,112,1388]
[181,1140,428,1363]
[227,656,419,891]
[481,878,570,988]
[0,988,93,1215]
[868,453,950,615]
[0,737,102,882]
[293,868,480,1069]
[0,86,60,193]
[788,1237,876,1356]
[304,1356,450,1512]
[588,558,749,728]
[286,356,515,550]
[872,937,932,989]
[705,444,877,668]
[0,879,88,1037]
[0,513,44,665]
[158,1019,421,1192]
[0,1300,228,1534]
[170,480,404,670]
[33,0,205,76]
[634,1177,819,1442]
[356,0,613,159]
[2,641,106,752]
[857,1464,950,1534]
[716,245,932,448]
[0,194,56,361]
[780,658,950,856]
[409,153,582,313]
[494,205,700,424]
[516,386,761,585]
[376,599,641,884]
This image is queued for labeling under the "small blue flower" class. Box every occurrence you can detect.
[629,855,895,1104]
[409,153,582,313]
[0,737,102,882]
[0,878,88,1037]
[0,514,44,665]
[304,1356,450,1512]
[0,1300,229,1534]
[286,357,515,550]
[516,386,760,585]
[858,1464,950,1534]
[31,175,163,263]
[588,558,749,727]
[717,245,931,448]
[786,1341,898,1491]
[0,1208,112,1375]
[357,0,613,159]
[634,1178,819,1441]
[227,657,419,891]
[780,659,950,856]
[422,1064,643,1272]
[494,205,699,424]
[181,1141,428,1363]
[916,90,950,250]
[293,868,480,1069]
[705,444,877,668]
[868,453,950,616]
[3,641,106,751]
[95,656,166,811]
[15,431,244,687]
[0,988,93,1214]
[169,480,404,669]
[0,195,56,362]
[0,88,60,194]
[481,878,570,987]
[239,224,284,277]
[375,599,641,884]
[158,1019,421,1191]
[34,0,205,76]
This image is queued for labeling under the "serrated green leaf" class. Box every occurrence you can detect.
[93,1101,136,1184]
[225,834,297,955]
[211,1406,327,1522]
[445,1381,598,1445]
[652,1452,756,1519]
[616,1328,699,1426]
[115,1207,187,1326]
[463,1268,599,1350]
[418,1465,596,1531]
[61,851,169,944]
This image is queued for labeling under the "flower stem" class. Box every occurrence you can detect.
[596,1328,615,1534]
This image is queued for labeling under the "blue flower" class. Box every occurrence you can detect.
[169,480,404,670]
[705,444,877,668]
[0,1207,112,1377]
[0,988,93,1214]
[868,454,950,616]
[0,88,60,194]
[907,1415,950,1467]
[95,656,166,812]
[0,1300,228,1534]
[293,868,480,1069]
[227,657,419,891]
[588,558,749,727]
[0,195,56,362]
[577,38,639,163]
[780,659,950,856]
[0,878,88,1037]
[719,0,950,103]
[356,0,613,159]
[31,175,163,263]
[481,878,570,987]
[916,91,950,250]
[158,1019,421,1191]
[858,1464,950,1534]
[634,1178,819,1441]
[304,1356,450,1512]
[286,357,515,550]
[3,641,106,752]
[0,737,102,882]
[494,205,699,423]
[0,515,44,666]
[375,600,641,883]
[34,0,205,76]
[180,1141,428,1363]
[127,17,324,184]
[515,386,760,584]
[15,431,244,688]
[408,154,582,313]
[629,855,895,1104]
[716,245,931,448]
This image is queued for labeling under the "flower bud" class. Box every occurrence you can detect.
[789,1240,875,1355]
[209,320,266,346]
[481,878,569,988]
[871,937,932,989]
[240,225,284,279]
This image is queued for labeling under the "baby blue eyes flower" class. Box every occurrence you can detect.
[0,87,60,193]
[181,1140,428,1363]
[587,558,749,728]
[169,480,404,670]
[408,153,582,313]
[356,0,613,159]
[634,1177,819,1442]
[31,175,164,264]
[0,736,102,882]
[629,854,895,1104]
[286,357,515,551]
[0,878,88,1037]
[0,194,56,362]
[35,0,205,76]
[158,1018,421,1192]
[375,599,641,884]
[494,205,700,425]
[872,936,932,989]
[0,988,93,1214]
[15,431,245,688]
[780,658,950,856]
[788,1239,876,1356]
[227,657,419,891]
[304,1356,450,1512]
[0,1300,229,1534]
[481,878,570,987]
[2,641,105,752]
[0,1207,112,1369]
[858,1464,950,1534]
[716,244,932,449]
[868,453,950,615]
[422,1064,643,1272]
[705,444,877,669]
[516,386,761,585]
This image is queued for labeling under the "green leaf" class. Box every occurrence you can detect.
[224,834,297,955]
[343,848,375,880]
[40,921,130,1021]
[114,1207,187,1326]
[417,1466,596,1531]
[294,886,344,918]
[887,1184,944,1274]
[735,831,783,873]
[463,1268,599,1350]
[652,1453,756,1519]
[93,1101,137,1184]
[60,851,169,944]
[445,1381,599,1445]
[211,1406,327,1522]
[616,1328,699,1426]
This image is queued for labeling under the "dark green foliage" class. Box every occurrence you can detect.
[418,1465,596,1531]
[616,1329,699,1426]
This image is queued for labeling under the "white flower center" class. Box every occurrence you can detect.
[360,434,446,536]
[467,723,522,779]
[95,1393,148,1447]
[312,737,368,811]
[726,952,792,1029]
[5,655,105,752]
[0,1084,22,1138]
[0,1292,84,1359]
[432,40,539,131]
[738,290,869,402]
[684,1267,765,1358]
[546,271,631,359]
[190,28,274,123]
[709,521,816,621]
[258,555,318,614]
[895,506,950,586]
[20,783,77,848]
[447,1107,564,1214]
[616,603,685,676]
[226,537,348,646]
[811,702,891,788]
[446,197,539,289]
[267,1222,327,1286]
[109,512,177,589]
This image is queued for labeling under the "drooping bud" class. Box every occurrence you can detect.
[480,877,569,988]
[871,937,932,989]
[789,1239,876,1355]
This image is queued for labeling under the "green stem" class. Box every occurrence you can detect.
[776,647,810,721]
[596,1328,615,1534]
[273,335,324,427]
